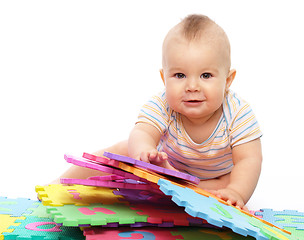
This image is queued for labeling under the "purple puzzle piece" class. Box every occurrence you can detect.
[113,188,171,204]
[103,152,200,185]
[64,154,147,182]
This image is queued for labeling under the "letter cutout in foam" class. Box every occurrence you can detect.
[118,231,156,240]
[2,216,84,240]
[25,222,62,232]
[157,179,292,240]
[78,207,116,215]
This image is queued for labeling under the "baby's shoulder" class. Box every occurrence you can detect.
[223,90,252,121]
[150,90,171,111]
[142,90,172,118]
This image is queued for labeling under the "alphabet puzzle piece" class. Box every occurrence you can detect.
[24,202,52,219]
[82,152,121,168]
[103,152,200,184]
[45,197,206,228]
[64,155,147,182]
[113,188,173,205]
[35,184,124,206]
[2,216,84,240]
[117,161,175,185]
[255,209,304,239]
[255,209,304,230]
[114,188,213,227]
[60,177,158,191]
[88,175,126,181]
[130,203,202,226]
[65,155,208,198]
[40,184,207,228]
[112,161,218,201]
[0,215,26,240]
[157,179,292,240]
[0,197,39,217]
[46,203,148,227]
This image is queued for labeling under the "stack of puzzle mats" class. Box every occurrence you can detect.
[1,152,304,239]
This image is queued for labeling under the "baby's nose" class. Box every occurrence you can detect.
[186,78,201,92]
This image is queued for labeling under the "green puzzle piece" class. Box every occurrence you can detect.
[47,203,148,226]
[2,216,84,240]
[255,209,304,239]
[283,227,304,239]
[239,209,295,240]
[25,203,51,218]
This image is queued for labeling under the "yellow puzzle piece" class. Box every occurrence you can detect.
[35,184,125,206]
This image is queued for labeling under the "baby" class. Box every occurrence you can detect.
[56,14,262,210]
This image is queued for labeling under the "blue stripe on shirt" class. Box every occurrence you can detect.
[235,109,252,123]
[231,121,258,141]
[139,109,167,130]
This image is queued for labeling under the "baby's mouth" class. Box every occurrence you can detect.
[183,99,204,106]
[185,99,204,103]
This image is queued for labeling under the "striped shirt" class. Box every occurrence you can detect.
[137,89,262,180]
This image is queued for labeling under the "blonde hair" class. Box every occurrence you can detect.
[180,14,215,40]
[162,14,231,70]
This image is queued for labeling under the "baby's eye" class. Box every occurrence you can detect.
[201,73,212,79]
[175,73,186,79]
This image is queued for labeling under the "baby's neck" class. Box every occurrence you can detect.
[181,107,223,144]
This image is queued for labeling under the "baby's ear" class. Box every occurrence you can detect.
[226,69,236,90]
[160,69,165,84]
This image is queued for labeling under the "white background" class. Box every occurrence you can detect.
[1,0,303,211]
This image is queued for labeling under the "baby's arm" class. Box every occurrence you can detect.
[214,138,262,209]
[50,140,129,184]
[128,123,168,166]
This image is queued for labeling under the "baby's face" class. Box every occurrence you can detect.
[161,34,234,124]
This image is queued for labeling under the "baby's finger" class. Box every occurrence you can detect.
[235,200,245,210]
[242,205,249,212]
[159,152,168,161]
[148,150,159,161]
[207,190,219,197]
[140,152,150,163]
[152,152,167,164]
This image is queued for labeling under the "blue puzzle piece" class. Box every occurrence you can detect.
[157,179,291,240]
[0,197,39,217]
[255,209,304,230]
[2,216,84,240]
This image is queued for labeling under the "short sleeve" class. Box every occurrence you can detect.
[229,103,263,147]
[137,91,170,134]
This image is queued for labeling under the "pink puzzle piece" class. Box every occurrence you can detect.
[83,152,120,168]
[64,155,147,182]
[88,175,126,181]
[84,152,199,185]
[83,227,182,240]
[61,178,159,191]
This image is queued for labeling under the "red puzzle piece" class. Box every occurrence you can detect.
[84,227,183,240]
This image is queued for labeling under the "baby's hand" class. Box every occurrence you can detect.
[140,149,168,166]
[212,188,248,211]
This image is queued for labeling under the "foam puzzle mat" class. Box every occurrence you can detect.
[36,184,207,227]
[1,194,304,239]
[1,152,304,239]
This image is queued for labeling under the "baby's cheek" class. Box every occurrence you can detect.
[165,91,178,109]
